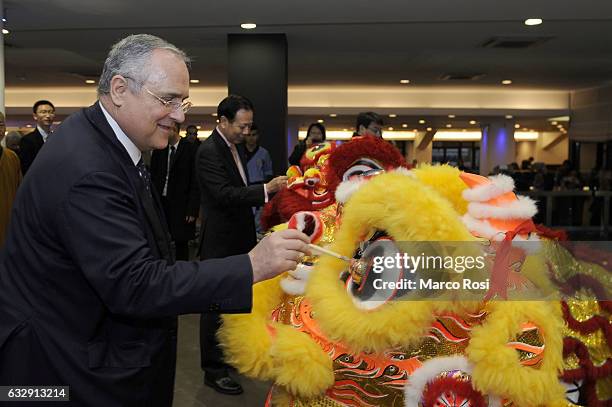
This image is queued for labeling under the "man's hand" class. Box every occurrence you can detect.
[185,216,196,224]
[248,229,311,284]
[265,175,288,194]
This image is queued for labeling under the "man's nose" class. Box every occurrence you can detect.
[169,108,185,123]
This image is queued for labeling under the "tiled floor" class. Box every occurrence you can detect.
[172,314,270,407]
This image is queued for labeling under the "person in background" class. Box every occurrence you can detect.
[150,122,200,261]
[352,111,384,138]
[288,122,326,166]
[244,124,274,236]
[185,124,200,145]
[5,131,22,154]
[0,112,22,248]
[19,99,55,175]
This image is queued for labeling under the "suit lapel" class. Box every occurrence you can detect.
[83,102,173,262]
[211,130,246,186]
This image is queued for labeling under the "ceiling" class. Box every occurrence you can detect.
[3,0,612,90]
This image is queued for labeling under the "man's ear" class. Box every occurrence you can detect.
[218,116,228,130]
[109,75,131,107]
[357,124,366,135]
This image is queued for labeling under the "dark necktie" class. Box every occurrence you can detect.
[137,159,152,196]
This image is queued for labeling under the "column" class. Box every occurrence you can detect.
[228,34,288,175]
[480,119,516,175]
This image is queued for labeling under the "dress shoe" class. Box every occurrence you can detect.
[204,374,243,395]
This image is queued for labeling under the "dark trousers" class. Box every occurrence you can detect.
[175,240,189,261]
[199,313,228,377]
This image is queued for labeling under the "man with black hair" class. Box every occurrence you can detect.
[353,111,384,138]
[150,122,200,261]
[185,124,200,144]
[19,99,55,174]
[196,94,287,394]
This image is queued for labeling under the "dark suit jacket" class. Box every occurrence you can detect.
[18,127,45,175]
[0,103,253,406]
[150,138,200,241]
[196,129,265,259]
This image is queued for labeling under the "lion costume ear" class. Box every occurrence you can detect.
[460,172,538,244]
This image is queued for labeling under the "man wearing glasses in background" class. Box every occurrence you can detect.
[196,95,288,395]
[0,34,309,406]
[352,111,384,138]
[19,99,55,175]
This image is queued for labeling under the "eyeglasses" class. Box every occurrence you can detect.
[143,86,192,114]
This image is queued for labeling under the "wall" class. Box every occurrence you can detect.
[515,141,536,165]
[535,132,568,165]
[570,84,612,141]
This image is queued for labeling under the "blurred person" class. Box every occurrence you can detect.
[0,112,22,247]
[150,122,200,260]
[288,122,326,166]
[185,124,200,144]
[353,111,384,138]
[19,99,55,175]
[244,124,274,236]
[5,131,22,153]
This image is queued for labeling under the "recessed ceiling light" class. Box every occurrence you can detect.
[190,79,200,84]
[329,113,337,117]
[2,28,9,35]
[400,79,410,84]
[551,121,558,125]
[196,125,201,129]
[524,18,543,26]
[446,124,452,128]
[343,128,348,131]
[241,23,257,30]
[402,123,408,128]
[26,124,32,128]
[514,123,521,129]
[418,119,426,124]
[388,114,397,118]
[211,113,218,117]
[426,127,433,131]
[317,119,324,123]
[505,115,513,119]
[85,79,95,84]
[502,79,513,85]
[469,120,477,125]
[448,114,456,118]
[388,127,394,131]
[522,128,528,131]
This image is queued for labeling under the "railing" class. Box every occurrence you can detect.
[520,190,612,238]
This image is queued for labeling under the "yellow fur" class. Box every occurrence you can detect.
[270,325,335,398]
[308,171,477,353]
[413,164,469,215]
[467,301,566,406]
[218,276,285,379]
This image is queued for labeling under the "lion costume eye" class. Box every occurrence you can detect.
[346,232,414,310]
[342,158,383,181]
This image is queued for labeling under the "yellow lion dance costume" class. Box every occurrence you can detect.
[219,164,611,406]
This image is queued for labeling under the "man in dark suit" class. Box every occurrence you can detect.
[196,95,288,394]
[0,34,309,407]
[19,99,55,175]
[150,122,200,260]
